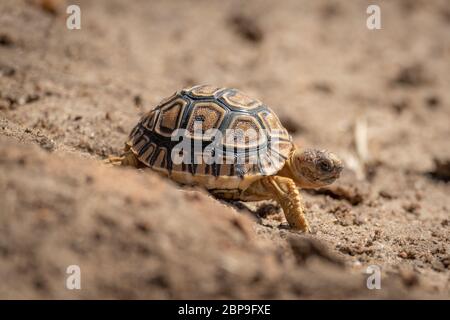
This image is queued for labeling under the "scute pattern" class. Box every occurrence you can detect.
[220,89,261,110]
[155,98,188,137]
[223,115,264,149]
[141,109,159,131]
[127,86,292,181]
[258,109,284,134]
[186,102,226,135]
[184,84,225,98]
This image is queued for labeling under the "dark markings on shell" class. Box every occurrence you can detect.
[188,163,197,176]
[127,86,292,177]
[213,163,221,177]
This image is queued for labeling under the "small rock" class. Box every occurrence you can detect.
[441,255,450,268]
[116,126,126,134]
[432,260,446,272]
[85,175,94,184]
[425,95,440,109]
[18,94,40,106]
[133,95,143,108]
[311,82,333,94]
[35,0,65,16]
[135,221,151,234]
[229,14,264,43]
[0,65,16,77]
[392,64,429,87]
[0,33,14,47]
[399,268,419,287]
[38,136,56,152]
[429,158,450,182]
[398,251,416,260]
[402,202,421,215]
[391,98,409,114]
[320,2,341,19]
[379,190,395,200]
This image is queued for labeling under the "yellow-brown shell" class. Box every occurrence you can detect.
[127,85,293,190]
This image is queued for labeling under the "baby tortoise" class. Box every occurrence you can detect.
[109,85,343,232]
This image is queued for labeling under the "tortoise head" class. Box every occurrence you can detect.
[290,148,343,188]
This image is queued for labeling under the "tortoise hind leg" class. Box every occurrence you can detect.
[105,149,143,168]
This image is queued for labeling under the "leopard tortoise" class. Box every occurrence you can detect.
[108,85,343,232]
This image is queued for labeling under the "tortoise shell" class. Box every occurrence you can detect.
[127,85,293,190]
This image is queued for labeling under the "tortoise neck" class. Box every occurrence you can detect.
[278,153,296,180]
[278,150,313,188]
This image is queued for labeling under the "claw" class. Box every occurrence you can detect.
[104,156,125,166]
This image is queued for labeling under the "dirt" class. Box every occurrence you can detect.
[0,0,449,299]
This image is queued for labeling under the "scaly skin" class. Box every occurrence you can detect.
[264,176,311,232]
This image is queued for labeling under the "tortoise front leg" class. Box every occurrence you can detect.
[261,176,311,232]
[105,149,143,168]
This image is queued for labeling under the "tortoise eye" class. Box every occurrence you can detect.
[319,160,332,172]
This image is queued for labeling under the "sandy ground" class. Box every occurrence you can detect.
[0,0,449,299]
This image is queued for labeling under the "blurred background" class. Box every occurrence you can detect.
[0,0,449,299]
